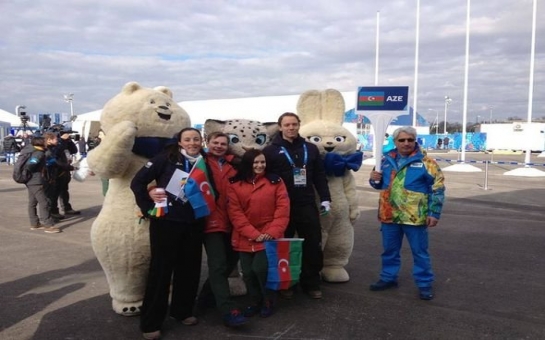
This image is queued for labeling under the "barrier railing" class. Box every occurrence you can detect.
[433,158,545,191]
[362,154,545,191]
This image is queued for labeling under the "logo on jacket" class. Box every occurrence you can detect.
[145,161,153,168]
[410,162,423,168]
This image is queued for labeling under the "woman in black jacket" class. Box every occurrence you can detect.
[131,127,208,340]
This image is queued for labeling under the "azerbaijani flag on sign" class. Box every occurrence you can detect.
[358,91,385,106]
[265,238,304,290]
[183,156,216,219]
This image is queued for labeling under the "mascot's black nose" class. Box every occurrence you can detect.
[158,105,169,110]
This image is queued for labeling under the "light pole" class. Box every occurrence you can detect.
[444,96,452,134]
[64,93,74,119]
[428,109,438,134]
[488,106,493,123]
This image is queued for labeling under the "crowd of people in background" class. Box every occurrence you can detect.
[4,127,97,234]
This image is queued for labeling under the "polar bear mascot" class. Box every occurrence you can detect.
[87,82,191,316]
[297,89,362,282]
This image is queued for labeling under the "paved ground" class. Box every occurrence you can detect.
[1,152,544,340]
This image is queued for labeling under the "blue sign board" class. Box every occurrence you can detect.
[356,86,409,111]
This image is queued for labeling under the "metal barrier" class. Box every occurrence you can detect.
[432,158,545,191]
[363,154,545,191]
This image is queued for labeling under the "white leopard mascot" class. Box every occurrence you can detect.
[298,89,362,282]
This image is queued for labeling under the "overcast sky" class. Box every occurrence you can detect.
[0,0,543,124]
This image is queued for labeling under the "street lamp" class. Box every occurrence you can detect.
[488,106,493,124]
[444,95,452,134]
[428,109,438,134]
[64,93,74,119]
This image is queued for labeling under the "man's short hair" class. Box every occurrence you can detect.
[277,112,300,126]
[393,126,417,140]
[206,131,229,143]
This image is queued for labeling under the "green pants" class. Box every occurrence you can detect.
[202,232,239,314]
[239,251,274,305]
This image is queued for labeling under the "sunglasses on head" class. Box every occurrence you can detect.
[397,138,415,143]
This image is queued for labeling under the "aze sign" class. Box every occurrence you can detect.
[356,86,409,112]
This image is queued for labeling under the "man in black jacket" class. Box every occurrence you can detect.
[46,130,80,219]
[262,112,331,299]
[24,133,60,233]
[3,134,20,165]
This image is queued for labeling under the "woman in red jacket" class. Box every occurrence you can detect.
[227,149,290,318]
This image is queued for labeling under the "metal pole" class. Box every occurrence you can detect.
[484,160,489,190]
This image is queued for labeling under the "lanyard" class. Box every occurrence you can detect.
[177,158,190,172]
[281,143,308,168]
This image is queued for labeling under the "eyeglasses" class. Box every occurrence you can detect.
[397,138,415,143]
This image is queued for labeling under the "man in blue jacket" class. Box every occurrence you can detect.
[369,126,445,300]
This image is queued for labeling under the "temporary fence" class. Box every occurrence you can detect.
[362,154,545,191]
[433,158,545,191]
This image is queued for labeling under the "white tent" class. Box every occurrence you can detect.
[0,108,39,128]
[74,92,358,126]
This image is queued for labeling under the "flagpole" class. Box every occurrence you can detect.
[412,0,421,128]
[375,11,380,86]
[524,0,537,167]
[460,0,470,163]
[442,0,481,173]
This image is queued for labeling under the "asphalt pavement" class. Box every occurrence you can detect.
[1,152,544,340]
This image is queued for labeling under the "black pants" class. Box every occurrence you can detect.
[26,184,54,227]
[284,204,323,290]
[140,219,204,333]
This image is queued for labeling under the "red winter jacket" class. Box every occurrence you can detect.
[205,154,237,233]
[227,173,290,252]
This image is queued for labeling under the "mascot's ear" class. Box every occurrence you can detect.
[121,82,142,95]
[297,89,345,125]
[321,89,345,125]
[153,86,173,99]
[204,119,226,136]
[297,90,321,125]
[263,122,278,137]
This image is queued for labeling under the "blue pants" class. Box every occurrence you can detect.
[379,223,434,288]
[6,152,15,165]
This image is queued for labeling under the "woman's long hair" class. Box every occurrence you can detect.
[231,149,263,182]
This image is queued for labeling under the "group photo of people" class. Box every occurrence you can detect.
[6,105,445,340]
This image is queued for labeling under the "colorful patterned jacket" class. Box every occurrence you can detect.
[369,145,445,225]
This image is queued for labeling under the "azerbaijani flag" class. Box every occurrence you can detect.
[265,238,304,290]
[358,91,385,106]
[183,156,216,219]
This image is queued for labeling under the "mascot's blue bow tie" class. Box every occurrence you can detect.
[323,151,363,177]
[133,137,177,159]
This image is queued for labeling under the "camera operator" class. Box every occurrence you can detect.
[45,127,80,219]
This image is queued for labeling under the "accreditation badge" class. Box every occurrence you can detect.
[293,167,307,187]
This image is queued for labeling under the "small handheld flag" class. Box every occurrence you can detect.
[183,156,216,219]
[265,238,304,291]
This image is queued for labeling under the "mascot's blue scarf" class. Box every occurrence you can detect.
[323,151,363,177]
[132,137,177,159]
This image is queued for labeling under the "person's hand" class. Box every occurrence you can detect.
[427,216,439,227]
[320,201,331,216]
[255,233,273,242]
[149,188,167,203]
[370,170,383,182]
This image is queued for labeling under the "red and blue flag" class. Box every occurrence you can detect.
[265,238,304,290]
[183,156,216,219]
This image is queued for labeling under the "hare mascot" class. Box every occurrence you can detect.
[298,89,362,282]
